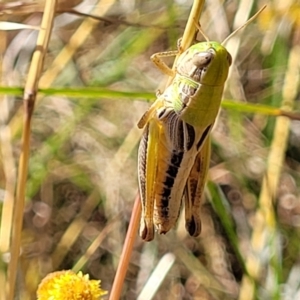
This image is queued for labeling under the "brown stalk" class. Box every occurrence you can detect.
[6,1,57,299]
[109,194,141,299]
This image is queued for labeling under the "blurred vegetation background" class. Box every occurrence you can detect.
[0,0,300,299]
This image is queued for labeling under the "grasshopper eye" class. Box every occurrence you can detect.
[192,51,214,68]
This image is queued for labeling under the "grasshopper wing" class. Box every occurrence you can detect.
[139,104,202,241]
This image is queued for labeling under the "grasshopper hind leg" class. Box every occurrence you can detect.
[138,120,161,241]
[184,158,202,237]
[184,136,211,237]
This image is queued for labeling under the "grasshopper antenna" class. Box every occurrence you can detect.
[222,5,267,46]
[193,19,211,47]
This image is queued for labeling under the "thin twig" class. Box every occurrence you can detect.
[109,194,141,299]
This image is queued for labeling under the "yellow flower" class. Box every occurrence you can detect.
[37,270,107,300]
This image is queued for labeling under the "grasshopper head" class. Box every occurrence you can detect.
[177,41,232,86]
[178,5,266,88]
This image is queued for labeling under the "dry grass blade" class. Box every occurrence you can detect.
[51,190,100,269]
[72,216,120,273]
[0,21,40,30]
[238,43,300,300]
[174,247,229,299]
[9,0,117,137]
[137,253,176,300]
[7,1,57,299]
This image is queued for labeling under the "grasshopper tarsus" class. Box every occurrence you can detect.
[140,220,154,242]
[186,216,201,237]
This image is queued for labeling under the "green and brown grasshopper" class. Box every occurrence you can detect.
[137,8,265,241]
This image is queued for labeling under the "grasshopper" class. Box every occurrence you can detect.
[137,8,265,241]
